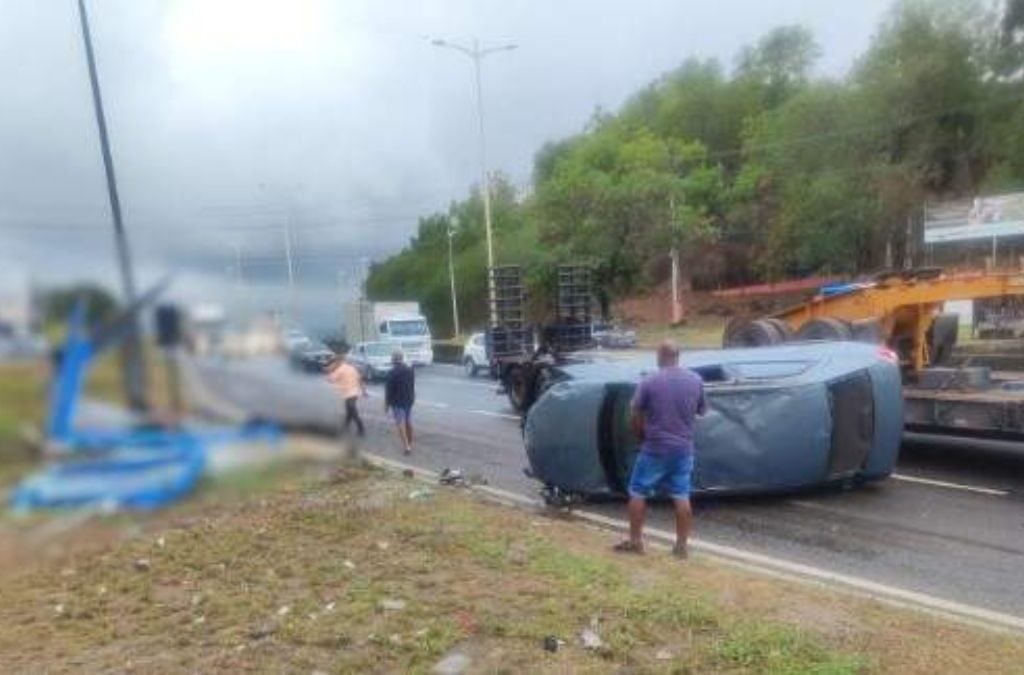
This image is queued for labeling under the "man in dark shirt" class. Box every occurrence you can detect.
[384,350,416,455]
[615,341,706,559]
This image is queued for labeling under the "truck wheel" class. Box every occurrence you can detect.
[723,319,783,348]
[464,357,477,377]
[506,366,528,412]
[764,318,794,342]
[795,317,853,341]
[928,313,959,365]
[851,318,884,343]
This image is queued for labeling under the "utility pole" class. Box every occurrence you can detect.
[76,0,147,411]
[431,37,517,326]
[283,217,296,325]
[669,195,682,325]
[447,217,461,338]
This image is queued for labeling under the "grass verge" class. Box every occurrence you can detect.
[635,316,727,350]
[0,464,1020,673]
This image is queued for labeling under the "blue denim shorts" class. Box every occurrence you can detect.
[390,406,412,425]
[628,452,694,500]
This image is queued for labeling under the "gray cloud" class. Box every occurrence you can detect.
[0,0,892,332]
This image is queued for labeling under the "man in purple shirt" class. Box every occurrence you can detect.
[615,341,706,558]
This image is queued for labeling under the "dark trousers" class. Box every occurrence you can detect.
[342,397,365,436]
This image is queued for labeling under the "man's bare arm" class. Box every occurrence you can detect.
[630,408,645,441]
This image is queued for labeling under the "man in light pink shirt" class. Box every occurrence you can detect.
[326,352,366,436]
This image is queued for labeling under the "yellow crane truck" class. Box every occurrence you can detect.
[723,269,1024,440]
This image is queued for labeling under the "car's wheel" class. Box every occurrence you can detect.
[464,357,477,377]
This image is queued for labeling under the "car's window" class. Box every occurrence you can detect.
[365,343,391,356]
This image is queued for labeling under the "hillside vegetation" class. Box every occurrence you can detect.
[368,0,1024,334]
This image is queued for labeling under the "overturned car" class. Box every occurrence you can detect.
[523,341,903,501]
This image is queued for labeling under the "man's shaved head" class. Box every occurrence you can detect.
[657,340,680,367]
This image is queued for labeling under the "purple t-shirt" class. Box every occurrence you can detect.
[631,366,706,456]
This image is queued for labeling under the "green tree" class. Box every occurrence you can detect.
[40,283,120,328]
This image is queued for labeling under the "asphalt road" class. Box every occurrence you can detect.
[191,356,1024,621]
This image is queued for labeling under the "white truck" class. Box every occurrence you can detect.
[343,301,434,366]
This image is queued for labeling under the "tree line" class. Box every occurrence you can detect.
[368,0,1024,335]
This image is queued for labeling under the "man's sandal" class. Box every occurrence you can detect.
[613,540,644,554]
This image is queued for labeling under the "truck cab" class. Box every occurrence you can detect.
[378,315,434,366]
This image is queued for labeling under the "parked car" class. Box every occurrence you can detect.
[591,322,637,349]
[462,332,489,377]
[348,341,395,382]
[289,340,335,374]
[523,341,903,503]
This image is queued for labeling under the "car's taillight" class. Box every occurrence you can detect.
[877,346,899,365]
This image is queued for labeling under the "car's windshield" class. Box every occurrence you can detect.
[388,320,428,337]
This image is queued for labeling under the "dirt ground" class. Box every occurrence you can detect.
[1,459,1022,674]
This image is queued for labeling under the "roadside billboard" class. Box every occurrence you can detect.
[924,192,1024,243]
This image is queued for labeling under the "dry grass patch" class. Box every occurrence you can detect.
[0,466,1020,674]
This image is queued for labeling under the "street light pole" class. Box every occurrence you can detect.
[76,0,147,411]
[431,37,516,326]
[447,217,461,338]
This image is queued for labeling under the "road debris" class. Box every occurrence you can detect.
[379,598,406,612]
[324,601,336,612]
[432,650,471,674]
[402,469,415,479]
[277,605,291,617]
[655,648,674,661]
[342,560,356,570]
[439,467,467,487]
[543,635,564,652]
[133,558,151,572]
[248,623,276,640]
[580,620,604,650]
[376,540,390,551]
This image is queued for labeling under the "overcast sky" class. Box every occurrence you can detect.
[0,0,892,332]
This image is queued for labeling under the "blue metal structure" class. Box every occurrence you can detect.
[13,287,281,512]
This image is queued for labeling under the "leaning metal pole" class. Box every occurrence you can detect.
[77,0,147,411]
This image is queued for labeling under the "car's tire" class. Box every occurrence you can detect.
[464,357,477,377]
[723,318,784,348]
[928,313,959,365]
[795,317,853,341]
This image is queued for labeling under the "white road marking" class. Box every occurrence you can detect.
[891,473,1009,497]
[469,410,521,421]
[360,450,1024,635]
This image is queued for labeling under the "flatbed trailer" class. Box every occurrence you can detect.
[725,269,1024,442]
